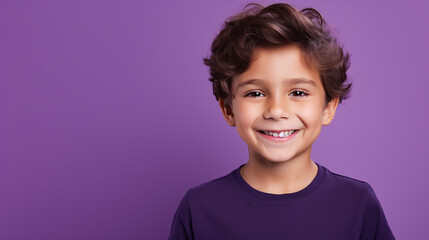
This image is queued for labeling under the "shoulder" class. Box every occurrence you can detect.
[318,165,378,209]
[320,165,395,239]
[321,165,373,196]
[169,170,236,239]
[185,167,237,202]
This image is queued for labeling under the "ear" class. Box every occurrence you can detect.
[219,98,236,127]
[322,97,339,126]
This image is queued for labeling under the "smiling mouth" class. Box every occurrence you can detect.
[258,130,297,138]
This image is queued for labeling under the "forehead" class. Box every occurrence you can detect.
[232,45,321,91]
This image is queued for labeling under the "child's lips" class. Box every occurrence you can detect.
[258,129,299,142]
[259,129,297,136]
[259,129,296,133]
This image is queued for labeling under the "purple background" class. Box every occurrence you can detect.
[1,0,428,239]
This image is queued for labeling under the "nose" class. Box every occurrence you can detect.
[263,95,290,120]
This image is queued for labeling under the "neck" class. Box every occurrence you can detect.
[240,151,318,194]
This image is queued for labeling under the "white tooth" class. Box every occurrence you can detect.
[273,132,278,137]
[278,132,285,137]
[289,130,294,135]
[269,132,274,135]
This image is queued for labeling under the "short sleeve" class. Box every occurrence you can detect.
[359,183,395,240]
[168,191,194,240]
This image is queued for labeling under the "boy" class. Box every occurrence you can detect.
[169,3,395,239]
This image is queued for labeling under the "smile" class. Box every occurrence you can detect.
[259,130,297,138]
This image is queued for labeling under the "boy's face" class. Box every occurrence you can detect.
[219,45,339,164]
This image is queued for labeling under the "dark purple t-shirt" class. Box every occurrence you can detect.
[169,162,395,240]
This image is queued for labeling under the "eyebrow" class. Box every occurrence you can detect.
[236,78,317,90]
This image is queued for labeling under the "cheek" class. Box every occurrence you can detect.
[297,103,324,126]
[235,102,257,121]
[234,102,260,136]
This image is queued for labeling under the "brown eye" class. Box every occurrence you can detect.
[289,91,308,97]
[245,91,265,97]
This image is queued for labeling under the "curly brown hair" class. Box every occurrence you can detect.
[204,3,352,110]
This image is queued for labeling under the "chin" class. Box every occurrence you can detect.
[261,154,295,164]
